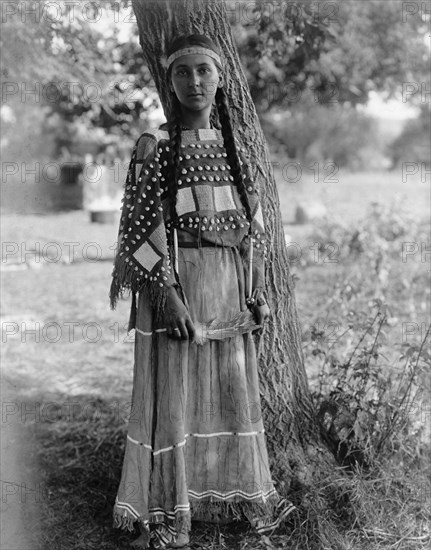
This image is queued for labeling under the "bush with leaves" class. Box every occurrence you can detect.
[310,301,430,466]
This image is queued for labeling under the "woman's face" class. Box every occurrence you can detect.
[170,53,221,113]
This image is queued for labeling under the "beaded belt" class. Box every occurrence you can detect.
[176,241,234,248]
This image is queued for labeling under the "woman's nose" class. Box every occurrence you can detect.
[189,72,200,87]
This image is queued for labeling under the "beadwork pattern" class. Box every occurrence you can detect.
[110,127,268,309]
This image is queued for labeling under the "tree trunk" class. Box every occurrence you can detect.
[131,0,336,512]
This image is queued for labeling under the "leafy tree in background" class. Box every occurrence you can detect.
[1,0,150,163]
[229,0,428,168]
[236,0,429,110]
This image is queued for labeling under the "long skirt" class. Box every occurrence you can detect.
[113,245,279,545]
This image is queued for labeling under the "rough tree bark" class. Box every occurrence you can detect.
[131,0,336,519]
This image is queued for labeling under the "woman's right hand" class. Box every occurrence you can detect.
[165,286,196,341]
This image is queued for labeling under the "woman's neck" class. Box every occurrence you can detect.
[180,107,211,130]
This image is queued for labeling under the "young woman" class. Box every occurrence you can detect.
[110,34,294,549]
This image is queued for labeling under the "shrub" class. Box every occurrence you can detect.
[311,301,430,466]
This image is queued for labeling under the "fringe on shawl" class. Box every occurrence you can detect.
[109,258,169,325]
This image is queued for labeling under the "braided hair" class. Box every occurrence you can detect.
[165,94,183,225]
[215,86,253,223]
[165,34,253,227]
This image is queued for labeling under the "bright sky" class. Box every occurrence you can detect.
[364,91,420,120]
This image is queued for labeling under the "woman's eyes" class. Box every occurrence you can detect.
[175,67,212,76]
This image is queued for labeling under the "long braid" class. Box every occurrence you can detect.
[210,103,221,130]
[166,94,183,226]
[215,87,253,225]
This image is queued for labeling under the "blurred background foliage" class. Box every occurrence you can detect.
[1,0,429,171]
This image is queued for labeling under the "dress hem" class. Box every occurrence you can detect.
[113,492,281,532]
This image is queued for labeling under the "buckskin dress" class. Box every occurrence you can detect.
[110,126,280,547]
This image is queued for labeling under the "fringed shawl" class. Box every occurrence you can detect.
[110,129,176,316]
[110,127,268,320]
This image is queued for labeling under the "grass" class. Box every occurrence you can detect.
[1,171,430,549]
[274,167,429,224]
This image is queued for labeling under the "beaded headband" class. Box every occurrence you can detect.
[166,46,222,69]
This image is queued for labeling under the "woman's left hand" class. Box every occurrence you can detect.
[252,303,271,327]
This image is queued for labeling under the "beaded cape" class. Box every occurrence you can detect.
[110,126,267,317]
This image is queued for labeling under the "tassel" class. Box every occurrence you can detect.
[173,228,179,274]
[248,232,254,301]
[128,292,137,331]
